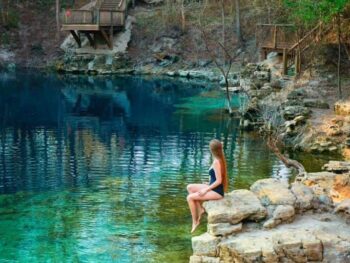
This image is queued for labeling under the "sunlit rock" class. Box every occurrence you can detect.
[192,233,220,257]
[208,223,242,237]
[250,178,296,206]
[203,189,267,224]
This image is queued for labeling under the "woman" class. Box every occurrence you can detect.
[186,139,228,233]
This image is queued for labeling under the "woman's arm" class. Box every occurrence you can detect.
[198,160,222,196]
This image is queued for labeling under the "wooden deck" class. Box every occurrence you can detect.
[256,23,331,75]
[61,0,128,49]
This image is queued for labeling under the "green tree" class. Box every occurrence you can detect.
[284,0,348,98]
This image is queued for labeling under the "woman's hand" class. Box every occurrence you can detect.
[197,187,210,196]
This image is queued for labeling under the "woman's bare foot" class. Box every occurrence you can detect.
[191,221,200,233]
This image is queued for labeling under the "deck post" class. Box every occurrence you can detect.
[282,49,288,75]
[85,32,96,49]
[295,50,301,75]
[70,30,81,48]
[101,29,113,49]
[110,11,114,49]
[273,25,277,48]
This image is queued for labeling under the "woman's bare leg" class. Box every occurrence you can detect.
[186,184,207,223]
[187,184,208,194]
[187,191,223,233]
[186,194,198,232]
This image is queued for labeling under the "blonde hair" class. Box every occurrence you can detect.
[209,139,228,192]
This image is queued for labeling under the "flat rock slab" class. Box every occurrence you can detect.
[323,161,350,173]
[219,213,350,263]
[203,189,267,224]
[250,178,296,206]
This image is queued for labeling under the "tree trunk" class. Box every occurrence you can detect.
[267,136,306,178]
[220,0,225,45]
[234,0,242,43]
[56,0,60,39]
[180,0,185,32]
[337,13,342,99]
[225,76,233,115]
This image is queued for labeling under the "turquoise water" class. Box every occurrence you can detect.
[0,72,325,263]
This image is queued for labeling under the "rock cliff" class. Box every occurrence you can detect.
[190,161,350,263]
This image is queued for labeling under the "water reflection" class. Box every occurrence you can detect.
[0,71,296,262]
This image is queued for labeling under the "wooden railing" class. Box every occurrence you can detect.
[62,10,97,25]
[257,22,332,75]
[256,24,297,50]
[284,22,333,73]
[61,0,127,27]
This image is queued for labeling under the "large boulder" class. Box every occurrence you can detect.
[203,190,267,224]
[250,179,296,206]
[192,233,220,257]
[263,205,295,229]
[291,183,315,211]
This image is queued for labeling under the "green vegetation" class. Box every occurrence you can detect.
[284,0,348,26]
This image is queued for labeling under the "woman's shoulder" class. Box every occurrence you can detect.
[213,159,221,168]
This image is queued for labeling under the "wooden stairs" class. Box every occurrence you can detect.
[257,22,333,75]
[283,23,333,74]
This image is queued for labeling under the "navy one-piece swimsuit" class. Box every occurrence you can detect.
[209,168,224,197]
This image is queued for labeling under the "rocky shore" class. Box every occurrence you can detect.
[190,160,350,263]
[236,53,350,159]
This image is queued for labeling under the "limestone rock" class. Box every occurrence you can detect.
[335,199,350,222]
[323,161,350,174]
[253,70,270,81]
[302,171,350,203]
[335,100,350,116]
[291,183,314,211]
[208,223,242,237]
[203,189,267,224]
[283,106,311,120]
[140,0,164,4]
[301,171,336,197]
[189,255,220,263]
[303,98,330,109]
[263,205,295,229]
[287,88,307,100]
[250,179,296,206]
[192,233,220,257]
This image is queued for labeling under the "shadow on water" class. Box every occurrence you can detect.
[0,70,335,262]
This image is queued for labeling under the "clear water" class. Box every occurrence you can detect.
[0,71,328,263]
